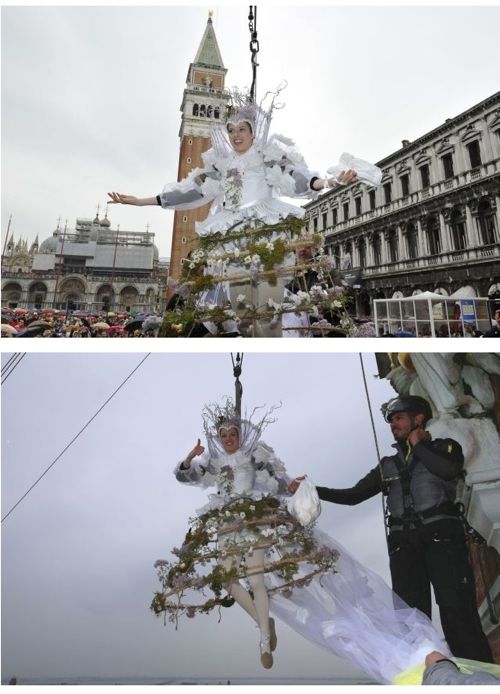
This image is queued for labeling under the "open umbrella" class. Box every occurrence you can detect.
[19,324,49,337]
[124,318,144,333]
[106,325,125,335]
[1,324,18,336]
[142,316,162,334]
[92,321,110,330]
[24,320,53,329]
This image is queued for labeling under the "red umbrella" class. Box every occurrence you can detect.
[106,325,125,335]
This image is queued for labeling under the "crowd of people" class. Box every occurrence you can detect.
[0,308,163,338]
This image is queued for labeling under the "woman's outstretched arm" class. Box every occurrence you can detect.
[107,192,159,206]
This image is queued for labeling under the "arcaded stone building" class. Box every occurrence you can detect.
[1,212,167,313]
[304,92,500,318]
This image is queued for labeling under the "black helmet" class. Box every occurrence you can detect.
[381,395,432,423]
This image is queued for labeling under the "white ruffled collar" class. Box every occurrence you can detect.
[215,449,251,468]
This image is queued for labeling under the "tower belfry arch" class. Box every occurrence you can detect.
[168,13,229,291]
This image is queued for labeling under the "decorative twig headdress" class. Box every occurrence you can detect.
[210,82,287,157]
[202,396,281,457]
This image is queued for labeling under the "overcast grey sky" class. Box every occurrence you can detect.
[1,351,408,683]
[2,4,500,259]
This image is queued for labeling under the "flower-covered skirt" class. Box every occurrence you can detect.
[151,495,338,623]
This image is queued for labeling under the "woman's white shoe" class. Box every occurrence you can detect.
[260,634,273,669]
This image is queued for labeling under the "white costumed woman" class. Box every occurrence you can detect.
[172,400,290,669]
[152,398,459,684]
[108,88,379,336]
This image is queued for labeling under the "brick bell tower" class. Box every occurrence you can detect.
[168,12,228,290]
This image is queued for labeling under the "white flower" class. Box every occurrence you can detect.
[244,255,252,265]
[265,164,284,188]
[266,241,275,252]
[239,512,246,519]
[333,300,342,309]
[249,505,256,511]
[201,177,223,199]
[251,254,261,264]
[189,262,195,269]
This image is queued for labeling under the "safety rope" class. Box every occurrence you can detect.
[358,353,390,547]
[248,6,259,103]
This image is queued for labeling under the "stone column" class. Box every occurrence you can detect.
[397,225,405,261]
[465,202,480,247]
[381,230,389,264]
[416,218,426,257]
[439,211,451,252]
[495,195,500,240]
[366,233,374,267]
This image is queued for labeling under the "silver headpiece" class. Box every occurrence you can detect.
[202,397,281,457]
[210,83,287,158]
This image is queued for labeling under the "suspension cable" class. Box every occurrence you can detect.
[1,353,27,385]
[2,353,151,523]
[231,352,244,417]
[1,353,19,375]
[248,6,259,102]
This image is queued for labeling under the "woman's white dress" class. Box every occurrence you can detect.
[173,444,450,684]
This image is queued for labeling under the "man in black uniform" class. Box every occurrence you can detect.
[291,395,493,662]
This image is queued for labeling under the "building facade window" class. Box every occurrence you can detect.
[199,105,206,117]
[355,197,362,216]
[369,190,376,210]
[334,244,341,268]
[400,174,410,197]
[186,157,192,164]
[372,234,381,266]
[358,238,366,268]
[384,182,392,204]
[406,223,418,259]
[214,107,220,119]
[477,199,498,245]
[192,104,199,116]
[343,202,349,221]
[442,153,454,180]
[450,208,467,250]
[420,164,430,189]
[387,229,398,262]
[322,212,328,229]
[426,216,441,255]
[313,217,318,233]
[467,140,482,169]
[332,207,338,225]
